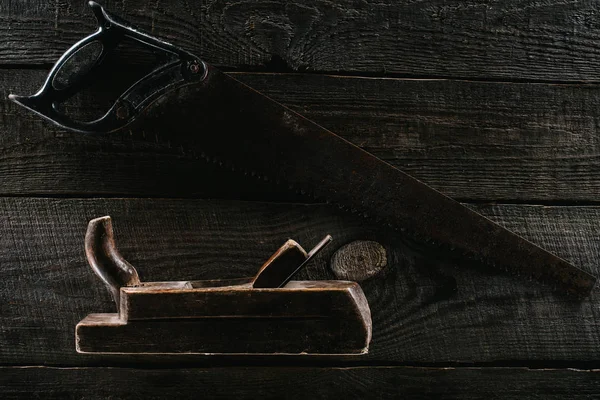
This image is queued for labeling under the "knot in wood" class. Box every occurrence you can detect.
[330,240,387,282]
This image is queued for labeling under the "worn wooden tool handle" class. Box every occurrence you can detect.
[85,216,141,308]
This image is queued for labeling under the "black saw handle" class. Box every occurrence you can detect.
[8,1,206,133]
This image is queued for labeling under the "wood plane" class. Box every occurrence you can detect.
[76,216,372,355]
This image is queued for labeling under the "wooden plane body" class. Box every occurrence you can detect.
[77,278,371,355]
[77,216,372,355]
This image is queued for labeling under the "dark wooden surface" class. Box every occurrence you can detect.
[4,69,600,202]
[3,366,600,400]
[2,0,600,398]
[2,197,600,366]
[4,0,600,82]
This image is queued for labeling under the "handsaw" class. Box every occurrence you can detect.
[9,1,597,296]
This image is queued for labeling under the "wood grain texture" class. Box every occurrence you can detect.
[1,197,600,365]
[3,69,600,202]
[77,307,370,355]
[3,0,600,81]
[0,68,299,201]
[330,240,387,282]
[3,0,599,395]
[2,366,600,400]
[75,281,371,355]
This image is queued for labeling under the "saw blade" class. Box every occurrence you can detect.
[9,2,595,296]
[136,66,596,296]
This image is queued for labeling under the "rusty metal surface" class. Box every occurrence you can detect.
[136,66,596,296]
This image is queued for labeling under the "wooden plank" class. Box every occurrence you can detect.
[1,197,600,365]
[2,366,600,399]
[3,69,600,202]
[3,0,600,81]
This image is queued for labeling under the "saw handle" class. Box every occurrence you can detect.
[8,1,206,134]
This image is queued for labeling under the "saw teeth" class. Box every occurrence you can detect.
[200,152,406,233]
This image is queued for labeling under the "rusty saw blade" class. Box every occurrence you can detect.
[9,2,597,296]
